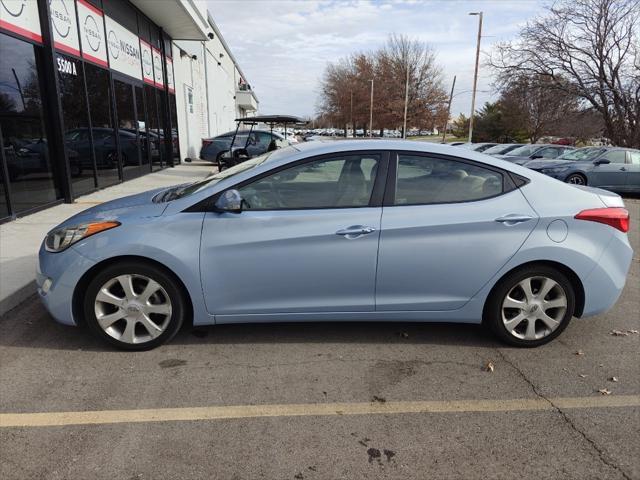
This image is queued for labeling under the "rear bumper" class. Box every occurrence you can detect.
[581,232,633,317]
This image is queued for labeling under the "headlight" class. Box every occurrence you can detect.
[45,221,120,253]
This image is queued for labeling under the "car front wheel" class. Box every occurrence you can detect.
[566,173,587,186]
[83,261,186,350]
[485,265,575,347]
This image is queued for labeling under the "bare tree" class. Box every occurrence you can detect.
[491,0,640,147]
[499,74,580,143]
[317,35,448,134]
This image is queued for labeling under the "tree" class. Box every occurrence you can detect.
[317,34,448,134]
[451,113,469,139]
[498,74,580,143]
[473,102,510,142]
[491,0,640,147]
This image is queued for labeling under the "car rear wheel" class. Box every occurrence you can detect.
[83,261,185,350]
[566,173,587,186]
[485,265,575,347]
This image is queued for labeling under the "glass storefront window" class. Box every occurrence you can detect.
[57,54,96,197]
[144,85,162,170]
[135,85,151,169]
[84,63,120,188]
[169,94,179,163]
[114,79,142,179]
[0,32,61,215]
[0,134,9,220]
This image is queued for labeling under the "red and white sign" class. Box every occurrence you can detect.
[139,39,154,85]
[77,0,108,67]
[166,57,175,93]
[105,15,142,80]
[50,0,80,56]
[152,46,164,89]
[0,0,42,43]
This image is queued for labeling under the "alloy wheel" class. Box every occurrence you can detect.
[501,276,567,341]
[567,175,585,185]
[94,274,172,344]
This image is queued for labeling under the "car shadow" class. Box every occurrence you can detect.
[0,297,501,352]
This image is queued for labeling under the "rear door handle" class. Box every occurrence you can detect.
[620,167,627,171]
[336,225,376,238]
[495,214,534,226]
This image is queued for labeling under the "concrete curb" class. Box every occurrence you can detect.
[0,281,37,318]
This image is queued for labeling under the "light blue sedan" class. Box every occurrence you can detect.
[37,141,633,350]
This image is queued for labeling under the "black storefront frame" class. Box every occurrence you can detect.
[0,0,177,223]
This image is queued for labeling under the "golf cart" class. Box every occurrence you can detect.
[218,114,306,170]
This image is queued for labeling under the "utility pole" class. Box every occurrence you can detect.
[468,11,483,143]
[402,63,409,139]
[442,75,456,143]
[369,79,374,138]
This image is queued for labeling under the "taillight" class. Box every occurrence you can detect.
[575,207,629,233]
[202,139,213,147]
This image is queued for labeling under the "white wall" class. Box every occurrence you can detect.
[172,26,256,161]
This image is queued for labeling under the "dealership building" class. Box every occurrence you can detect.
[0,0,257,222]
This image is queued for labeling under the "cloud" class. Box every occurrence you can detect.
[208,0,544,119]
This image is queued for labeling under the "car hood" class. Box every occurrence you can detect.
[53,186,170,230]
[523,159,575,169]
[502,155,531,164]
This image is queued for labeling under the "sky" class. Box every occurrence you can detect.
[208,0,544,121]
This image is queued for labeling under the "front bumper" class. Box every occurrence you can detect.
[37,243,96,326]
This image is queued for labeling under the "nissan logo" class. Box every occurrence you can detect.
[1,0,26,18]
[107,30,119,59]
[143,49,152,75]
[50,0,71,39]
[83,15,101,52]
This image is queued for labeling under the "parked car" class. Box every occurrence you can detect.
[65,128,143,170]
[38,140,632,350]
[524,147,640,194]
[458,142,499,152]
[200,129,289,164]
[497,144,575,164]
[481,144,525,156]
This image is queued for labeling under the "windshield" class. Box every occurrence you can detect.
[161,151,274,201]
[557,147,605,161]
[505,145,540,157]
[483,144,513,155]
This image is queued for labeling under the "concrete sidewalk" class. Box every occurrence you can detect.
[0,163,213,316]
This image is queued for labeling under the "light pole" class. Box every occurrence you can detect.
[468,11,483,143]
[369,79,374,138]
[441,75,456,143]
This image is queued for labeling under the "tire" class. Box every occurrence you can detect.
[83,261,186,351]
[565,173,587,186]
[484,265,575,347]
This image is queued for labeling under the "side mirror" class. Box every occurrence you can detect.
[594,159,610,165]
[214,189,243,213]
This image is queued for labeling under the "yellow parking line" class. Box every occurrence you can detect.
[1,395,638,428]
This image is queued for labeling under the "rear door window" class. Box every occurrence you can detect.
[394,155,504,205]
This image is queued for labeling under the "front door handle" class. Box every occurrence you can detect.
[495,214,534,226]
[620,167,627,171]
[336,225,376,238]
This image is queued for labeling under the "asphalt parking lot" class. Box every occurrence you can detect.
[1,200,638,480]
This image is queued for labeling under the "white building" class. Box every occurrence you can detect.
[172,12,259,161]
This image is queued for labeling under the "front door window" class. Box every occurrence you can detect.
[238,154,380,210]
